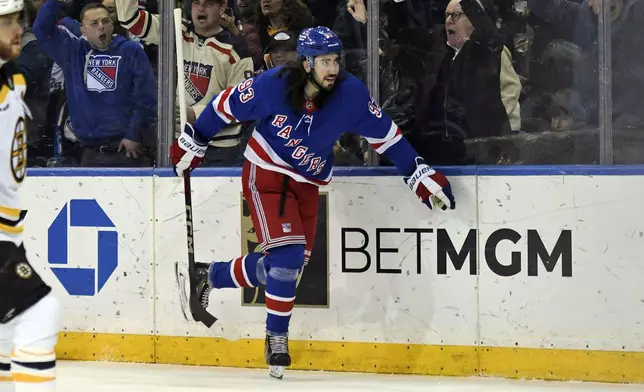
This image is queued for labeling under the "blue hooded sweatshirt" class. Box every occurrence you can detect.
[33,0,157,144]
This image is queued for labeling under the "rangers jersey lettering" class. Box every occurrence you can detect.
[194,67,420,186]
[0,65,28,245]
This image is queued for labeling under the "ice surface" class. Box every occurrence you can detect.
[57,361,644,392]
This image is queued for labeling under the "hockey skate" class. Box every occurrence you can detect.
[174,261,212,322]
[265,334,291,380]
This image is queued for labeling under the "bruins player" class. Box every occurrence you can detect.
[0,1,60,391]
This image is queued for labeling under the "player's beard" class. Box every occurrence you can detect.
[311,70,337,93]
[0,38,20,61]
[309,70,336,107]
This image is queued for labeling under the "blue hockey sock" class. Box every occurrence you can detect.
[265,274,297,335]
[209,253,263,289]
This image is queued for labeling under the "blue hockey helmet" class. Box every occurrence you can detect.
[297,27,343,59]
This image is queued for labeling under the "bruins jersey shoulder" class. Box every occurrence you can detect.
[0,61,28,245]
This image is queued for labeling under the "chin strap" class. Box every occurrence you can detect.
[304,56,325,92]
[306,70,326,92]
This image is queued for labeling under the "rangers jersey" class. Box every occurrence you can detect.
[193,66,420,186]
[115,0,254,147]
[0,63,28,245]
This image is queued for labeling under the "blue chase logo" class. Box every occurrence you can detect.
[47,199,118,296]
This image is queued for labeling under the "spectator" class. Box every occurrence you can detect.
[261,29,297,70]
[59,0,143,43]
[231,0,263,70]
[117,0,254,166]
[402,0,522,165]
[332,0,368,80]
[527,0,644,129]
[254,0,314,52]
[33,0,157,167]
[18,0,54,167]
[99,0,125,36]
[333,0,452,165]
[304,0,342,28]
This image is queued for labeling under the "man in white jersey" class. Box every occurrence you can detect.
[0,1,61,391]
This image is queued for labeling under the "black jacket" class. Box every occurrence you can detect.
[427,0,521,139]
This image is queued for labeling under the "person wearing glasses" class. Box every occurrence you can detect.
[419,0,522,165]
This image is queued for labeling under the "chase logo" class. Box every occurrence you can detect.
[47,199,118,296]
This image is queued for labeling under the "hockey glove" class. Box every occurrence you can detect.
[170,123,208,177]
[404,157,455,211]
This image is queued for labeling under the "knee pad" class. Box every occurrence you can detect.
[255,256,268,286]
[11,294,60,383]
[0,322,12,387]
[264,245,305,283]
[13,294,60,348]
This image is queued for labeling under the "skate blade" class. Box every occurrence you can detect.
[269,365,284,380]
[174,261,191,322]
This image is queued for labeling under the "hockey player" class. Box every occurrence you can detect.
[0,1,61,391]
[170,27,456,379]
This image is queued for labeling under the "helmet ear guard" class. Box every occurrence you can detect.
[300,51,346,74]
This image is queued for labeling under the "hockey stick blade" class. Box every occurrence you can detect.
[174,261,191,322]
[183,173,217,328]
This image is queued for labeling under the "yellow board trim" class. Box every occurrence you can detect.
[55,332,644,383]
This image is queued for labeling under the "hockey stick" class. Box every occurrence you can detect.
[174,8,216,328]
[182,172,217,327]
[174,8,187,128]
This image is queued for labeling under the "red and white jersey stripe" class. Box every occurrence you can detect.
[244,131,333,187]
[364,121,403,155]
[212,86,236,125]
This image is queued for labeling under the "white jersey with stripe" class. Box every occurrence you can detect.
[192,66,421,186]
[0,65,28,245]
[115,0,254,147]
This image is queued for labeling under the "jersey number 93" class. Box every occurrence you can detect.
[368,99,382,118]
[239,79,255,103]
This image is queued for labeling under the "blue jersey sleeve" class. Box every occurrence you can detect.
[350,81,420,176]
[193,73,271,141]
[33,0,82,70]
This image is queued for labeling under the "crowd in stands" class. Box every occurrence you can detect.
[18,0,644,168]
